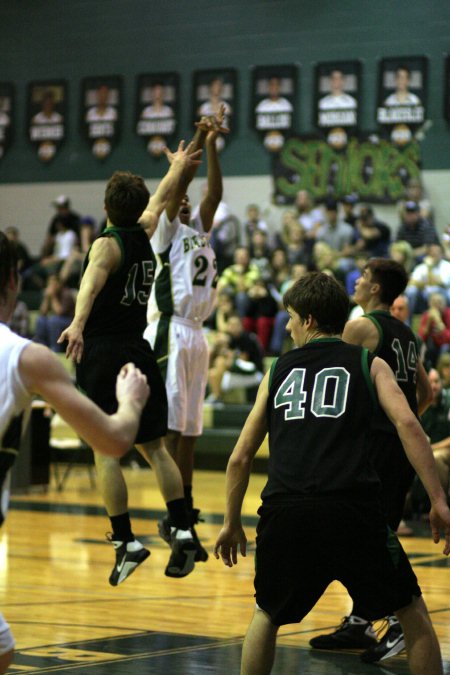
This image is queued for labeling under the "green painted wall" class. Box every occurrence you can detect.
[1,0,449,184]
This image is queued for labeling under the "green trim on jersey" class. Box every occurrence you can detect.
[268,357,279,390]
[362,313,383,354]
[155,246,174,315]
[308,337,342,344]
[153,314,171,382]
[361,348,377,408]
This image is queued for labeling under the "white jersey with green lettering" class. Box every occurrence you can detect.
[147,211,218,325]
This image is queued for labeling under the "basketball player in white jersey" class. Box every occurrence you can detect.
[144,110,225,561]
[0,231,149,674]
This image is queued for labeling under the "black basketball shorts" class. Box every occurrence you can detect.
[76,335,168,444]
[254,495,421,626]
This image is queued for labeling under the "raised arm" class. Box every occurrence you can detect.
[58,236,120,363]
[139,140,202,236]
[199,110,225,233]
[214,370,270,567]
[20,343,149,456]
[371,356,450,554]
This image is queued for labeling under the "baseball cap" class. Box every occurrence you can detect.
[52,195,69,207]
[404,200,419,212]
[325,197,338,211]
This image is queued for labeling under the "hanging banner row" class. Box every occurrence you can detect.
[0,55,448,162]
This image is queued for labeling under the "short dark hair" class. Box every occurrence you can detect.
[283,272,349,335]
[0,230,18,302]
[104,171,150,227]
[364,258,408,305]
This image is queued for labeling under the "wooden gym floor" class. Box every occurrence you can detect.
[1,467,449,674]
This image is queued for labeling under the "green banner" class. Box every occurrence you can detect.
[273,135,421,205]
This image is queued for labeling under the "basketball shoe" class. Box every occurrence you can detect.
[360,617,405,663]
[106,535,150,586]
[309,615,378,650]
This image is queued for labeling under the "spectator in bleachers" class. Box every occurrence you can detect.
[341,193,359,228]
[417,292,450,367]
[396,200,440,261]
[275,212,311,266]
[241,203,269,247]
[243,278,278,353]
[249,229,273,281]
[353,204,391,257]
[218,246,261,317]
[405,243,450,314]
[207,314,264,403]
[59,216,97,287]
[34,274,75,352]
[41,195,81,258]
[294,189,324,238]
[5,227,33,273]
[311,241,341,279]
[315,198,355,270]
[197,193,240,274]
[345,252,368,298]
[390,240,415,274]
[268,247,291,291]
[205,289,235,332]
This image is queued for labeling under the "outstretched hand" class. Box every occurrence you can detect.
[163,139,202,168]
[429,499,450,555]
[214,523,247,567]
[195,104,229,140]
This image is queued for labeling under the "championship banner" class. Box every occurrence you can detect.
[252,64,297,152]
[28,80,66,163]
[193,68,236,152]
[0,83,13,160]
[272,134,421,205]
[135,72,178,157]
[81,76,121,160]
[376,56,427,147]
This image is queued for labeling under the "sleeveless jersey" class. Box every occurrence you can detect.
[363,310,418,433]
[147,212,217,325]
[83,226,156,340]
[262,338,380,500]
[0,324,31,447]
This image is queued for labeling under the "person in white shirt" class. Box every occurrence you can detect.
[0,230,149,675]
[406,244,450,313]
[319,69,357,110]
[384,66,421,106]
[141,83,174,119]
[198,78,232,129]
[145,111,225,562]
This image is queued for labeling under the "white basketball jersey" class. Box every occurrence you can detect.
[147,212,218,324]
[0,324,31,443]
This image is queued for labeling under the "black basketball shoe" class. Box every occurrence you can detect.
[309,615,378,650]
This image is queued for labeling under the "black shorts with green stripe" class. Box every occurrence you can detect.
[76,334,168,444]
[254,494,421,626]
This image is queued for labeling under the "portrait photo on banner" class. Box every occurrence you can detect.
[0,82,14,160]
[193,68,236,151]
[376,56,427,147]
[252,64,297,153]
[27,80,66,163]
[314,60,361,150]
[81,75,121,160]
[135,72,178,157]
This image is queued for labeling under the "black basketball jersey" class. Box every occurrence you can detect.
[363,310,418,433]
[262,338,381,501]
[82,226,156,340]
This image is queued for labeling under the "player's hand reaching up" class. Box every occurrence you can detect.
[58,321,84,363]
[116,363,150,412]
[163,139,202,169]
